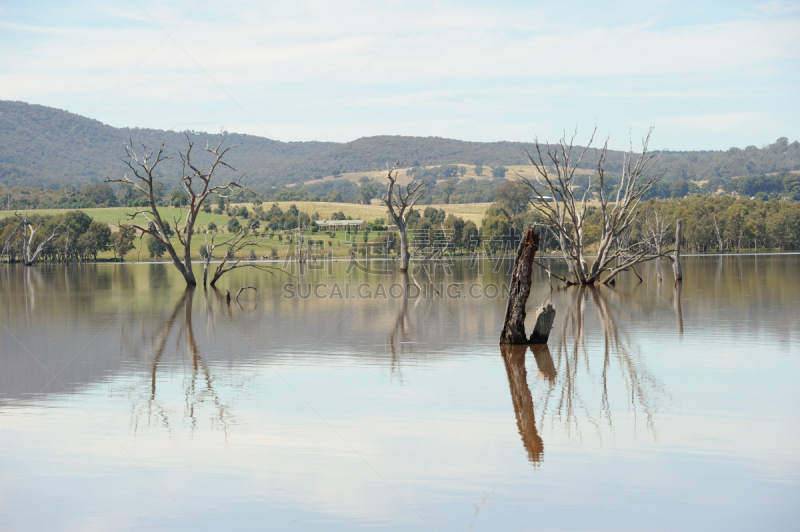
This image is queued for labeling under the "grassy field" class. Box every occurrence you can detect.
[295,163,594,187]
[0,202,493,262]
[241,201,491,226]
[0,207,232,230]
[1,202,491,228]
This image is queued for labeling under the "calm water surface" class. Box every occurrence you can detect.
[1,256,799,531]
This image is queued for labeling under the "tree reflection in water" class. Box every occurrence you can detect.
[387,272,433,383]
[502,285,666,465]
[501,344,545,464]
[130,287,232,437]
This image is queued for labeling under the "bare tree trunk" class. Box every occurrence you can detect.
[672,220,682,282]
[500,226,539,344]
[500,344,543,463]
[398,220,410,272]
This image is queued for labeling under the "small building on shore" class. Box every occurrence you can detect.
[316,219,368,231]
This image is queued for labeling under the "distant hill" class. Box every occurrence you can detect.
[1,100,799,191]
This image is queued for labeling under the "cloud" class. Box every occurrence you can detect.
[0,0,797,148]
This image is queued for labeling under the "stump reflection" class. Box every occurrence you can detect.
[501,344,544,464]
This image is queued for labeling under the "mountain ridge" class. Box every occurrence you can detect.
[1,100,798,191]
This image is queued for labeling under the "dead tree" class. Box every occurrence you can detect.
[201,225,276,287]
[644,207,673,256]
[15,210,59,266]
[500,226,539,344]
[107,133,246,286]
[382,160,426,272]
[665,219,683,282]
[519,128,668,285]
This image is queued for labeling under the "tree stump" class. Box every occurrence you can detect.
[529,304,556,344]
[499,226,540,345]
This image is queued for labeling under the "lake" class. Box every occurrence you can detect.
[1,255,799,531]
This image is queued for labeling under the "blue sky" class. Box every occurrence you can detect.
[1,0,798,150]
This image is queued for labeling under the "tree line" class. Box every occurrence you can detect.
[482,195,800,253]
[0,211,134,263]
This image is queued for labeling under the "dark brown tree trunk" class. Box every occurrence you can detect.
[500,226,539,344]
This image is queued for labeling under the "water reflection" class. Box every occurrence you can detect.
[131,287,232,437]
[388,272,413,381]
[536,285,664,443]
[501,284,666,464]
[1,257,798,530]
[501,344,544,463]
[674,280,684,336]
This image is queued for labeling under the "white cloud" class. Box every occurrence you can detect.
[0,0,798,148]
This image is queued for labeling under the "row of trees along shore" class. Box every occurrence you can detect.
[4,130,800,287]
[5,192,796,264]
[484,193,800,254]
[3,167,798,210]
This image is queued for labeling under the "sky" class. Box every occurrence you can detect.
[0,0,798,151]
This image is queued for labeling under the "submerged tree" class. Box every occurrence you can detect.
[383,160,426,272]
[107,133,247,286]
[520,128,671,285]
[201,225,274,287]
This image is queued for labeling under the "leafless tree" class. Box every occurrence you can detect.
[519,128,670,285]
[382,161,426,272]
[665,219,683,282]
[107,132,247,286]
[644,207,673,256]
[201,225,277,287]
[15,210,59,266]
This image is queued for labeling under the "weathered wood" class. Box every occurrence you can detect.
[529,304,556,344]
[499,226,540,345]
[500,344,543,463]
[672,219,683,282]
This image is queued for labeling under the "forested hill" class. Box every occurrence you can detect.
[0,100,337,190]
[2,99,799,191]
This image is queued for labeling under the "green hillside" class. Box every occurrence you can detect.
[1,100,799,192]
